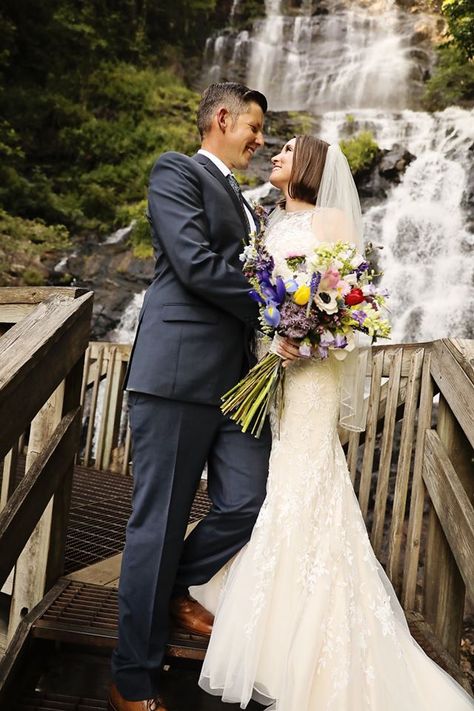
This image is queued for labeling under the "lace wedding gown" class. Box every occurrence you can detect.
[192,210,473,710]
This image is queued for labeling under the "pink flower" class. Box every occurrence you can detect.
[337,279,351,296]
[320,267,340,290]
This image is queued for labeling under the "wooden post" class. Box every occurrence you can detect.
[1,445,18,511]
[45,354,85,590]
[358,350,384,520]
[402,352,434,611]
[423,395,471,660]
[387,348,424,593]
[371,349,403,557]
[8,383,64,640]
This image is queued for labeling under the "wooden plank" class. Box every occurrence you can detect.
[423,429,474,651]
[46,355,86,591]
[83,345,104,466]
[0,407,82,591]
[371,348,403,556]
[88,341,132,362]
[0,286,86,304]
[443,338,474,386]
[8,384,64,640]
[387,348,424,592]
[372,341,432,377]
[80,345,91,407]
[1,445,18,511]
[0,304,36,323]
[402,352,434,610]
[98,348,124,471]
[67,553,122,588]
[347,431,360,485]
[358,350,384,519]
[425,399,474,655]
[0,292,93,460]
[430,340,474,449]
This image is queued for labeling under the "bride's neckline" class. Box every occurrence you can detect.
[282,208,315,216]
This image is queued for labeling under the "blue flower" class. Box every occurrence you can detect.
[249,289,265,305]
[263,305,281,328]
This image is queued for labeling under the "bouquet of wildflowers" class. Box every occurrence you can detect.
[221,216,390,437]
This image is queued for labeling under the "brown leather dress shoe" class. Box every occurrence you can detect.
[170,593,214,636]
[108,682,168,711]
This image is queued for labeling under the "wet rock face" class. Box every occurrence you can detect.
[52,235,154,340]
[355,144,417,209]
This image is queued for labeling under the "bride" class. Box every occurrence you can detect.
[191,136,474,710]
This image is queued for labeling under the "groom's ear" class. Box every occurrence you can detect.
[216,107,231,133]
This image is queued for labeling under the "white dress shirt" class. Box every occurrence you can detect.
[197,149,256,234]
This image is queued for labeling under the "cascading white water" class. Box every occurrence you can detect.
[320,107,474,341]
[200,0,473,342]
[205,0,435,111]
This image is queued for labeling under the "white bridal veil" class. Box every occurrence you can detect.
[317,144,371,432]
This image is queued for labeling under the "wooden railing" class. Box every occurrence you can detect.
[79,337,474,686]
[0,287,93,647]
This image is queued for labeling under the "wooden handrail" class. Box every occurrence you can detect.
[0,286,92,643]
[0,293,93,460]
[0,408,82,589]
[423,429,474,601]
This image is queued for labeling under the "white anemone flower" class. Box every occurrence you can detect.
[315,290,339,314]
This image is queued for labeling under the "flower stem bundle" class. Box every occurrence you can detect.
[221,352,282,437]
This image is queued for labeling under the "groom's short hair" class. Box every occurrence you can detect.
[197,82,267,138]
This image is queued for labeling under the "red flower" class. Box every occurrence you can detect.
[345,288,365,306]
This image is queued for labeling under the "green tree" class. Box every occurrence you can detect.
[442,0,474,59]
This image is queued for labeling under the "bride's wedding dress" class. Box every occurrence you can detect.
[192,210,473,710]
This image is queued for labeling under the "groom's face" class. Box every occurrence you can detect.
[225,101,265,170]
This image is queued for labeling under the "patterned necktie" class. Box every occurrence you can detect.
[227,173,251,236]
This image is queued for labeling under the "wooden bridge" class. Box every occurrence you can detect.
[0,286,473,709]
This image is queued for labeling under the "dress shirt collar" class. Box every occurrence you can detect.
[197,149,231,178]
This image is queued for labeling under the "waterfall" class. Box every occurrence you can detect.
[205,0,436,111]
[110,291,145,344]
[197,0,473,343]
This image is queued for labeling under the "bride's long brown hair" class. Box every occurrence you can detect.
[279,135,329,208]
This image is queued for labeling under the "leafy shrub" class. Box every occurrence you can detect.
[442,0,474,59]
[423,44,474,110]
[23,268,45,286]
[339,131,380,174]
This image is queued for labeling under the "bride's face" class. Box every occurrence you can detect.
[270,138,296,190]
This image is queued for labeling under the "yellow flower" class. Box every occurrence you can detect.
[293,284,310,305]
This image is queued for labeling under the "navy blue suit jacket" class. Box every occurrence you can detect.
[125,151,260,405]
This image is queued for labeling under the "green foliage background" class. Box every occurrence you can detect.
[0,0,224,261]
[424,0,474,109]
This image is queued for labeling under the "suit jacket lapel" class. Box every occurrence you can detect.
[242,194,260,236]
[193,153,251,237]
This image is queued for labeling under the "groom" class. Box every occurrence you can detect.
[109,83,271,711]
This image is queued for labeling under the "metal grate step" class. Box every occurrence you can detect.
[32,580,208,660]
[12,457,211,575]
[15,692,107,710]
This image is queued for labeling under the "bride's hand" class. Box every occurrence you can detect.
[270,334,302,368]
